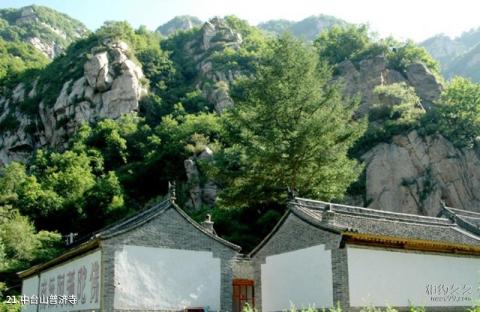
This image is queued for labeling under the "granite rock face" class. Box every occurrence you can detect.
[182,17,243,113]
[335,55,470,215]
[363,131,480,216]
[184,147,217,210]
[156,15,203,37]
[405,62,443,109]
[336,55,442,114]
[0,40,146,164]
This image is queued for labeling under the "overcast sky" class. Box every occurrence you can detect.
[1,0,478,42]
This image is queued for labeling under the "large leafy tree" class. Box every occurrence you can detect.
[212,34,366,208]
[0,150,125,234]
[423,77,480,148]
[0,171,62,299]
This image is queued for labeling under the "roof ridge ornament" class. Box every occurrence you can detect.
[287,186,298,200]
[325,203,333,211]
[168,181,176,203]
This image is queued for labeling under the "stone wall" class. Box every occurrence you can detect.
[100,206,238,311]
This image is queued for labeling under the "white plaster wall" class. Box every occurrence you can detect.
[113,245,221,311]
[35,249,102,311]
[347,246,480,307]
[261,245,333,312]
[20,250,101,311]
[21,275,39,312]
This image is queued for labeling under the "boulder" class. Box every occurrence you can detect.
[405,63,443,109]
[184,146,217,210]
[84,52,111,91]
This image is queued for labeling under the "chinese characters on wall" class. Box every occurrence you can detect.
[22,250,101,312]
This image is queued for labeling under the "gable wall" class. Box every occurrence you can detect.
[100,206,238,311]
[251,213,344,311]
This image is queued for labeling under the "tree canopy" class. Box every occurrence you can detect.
[315,24,440,76]
[423,77,480,148]
[211,34,365,208]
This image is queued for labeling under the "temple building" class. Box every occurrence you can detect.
[19,196,480,312]
[250,197,480,312]
[19,197,241,312]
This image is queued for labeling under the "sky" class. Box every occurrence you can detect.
[1,0,479,42]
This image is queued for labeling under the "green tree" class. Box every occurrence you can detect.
[314,24,371,65]
[423,77,480,148]
[0,208,62,299]
[213,34,366,207]
[0,149,125,234]
[387,40,440,76]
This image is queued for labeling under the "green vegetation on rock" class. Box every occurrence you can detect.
[0,5,88,58]
[422,77,480,148]
[315,24,440,76]
[351,83,424,156]
[258,15,347,41]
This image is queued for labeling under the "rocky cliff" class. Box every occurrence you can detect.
[336,55,442,112]
[167,17,245,112]
[0,39,146,164]
[1,9,479,217]
[363,130,480,216]
[332,53,480,215]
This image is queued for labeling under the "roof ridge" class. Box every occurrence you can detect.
[442,206,480,237]
[333,210,454,227]
[98,200,171,238]
[293,197,452,224]
[96,199,171,237]
[446,206,480,217]
[68,199,171,246]
[170,202,241,251]
[452,226,480,242]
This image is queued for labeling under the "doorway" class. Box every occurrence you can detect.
[232,279,255,312]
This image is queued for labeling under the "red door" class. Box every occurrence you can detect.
[233,279,255,312]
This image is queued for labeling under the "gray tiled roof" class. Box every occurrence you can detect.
[19,198,240,277]
[93,198,241,250]
[440,206,480,237]
[291,197,480,246]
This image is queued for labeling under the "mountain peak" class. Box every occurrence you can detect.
[156,15,203,36]
[0,5,89,59]
[258,15,347,41]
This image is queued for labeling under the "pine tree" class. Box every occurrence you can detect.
[212,34,366,207]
